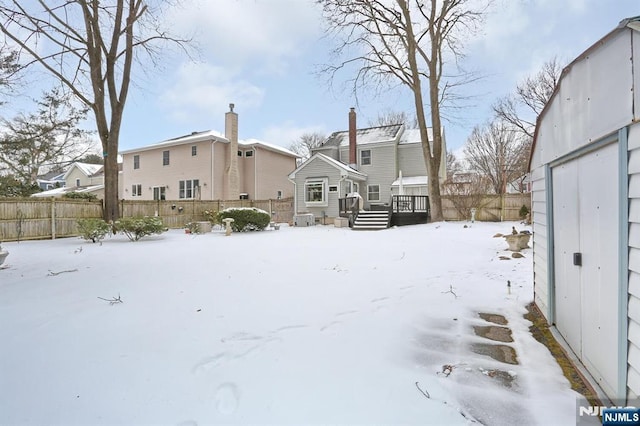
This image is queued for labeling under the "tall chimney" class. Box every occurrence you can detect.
[225,103,240,200]
[349,107,357,169]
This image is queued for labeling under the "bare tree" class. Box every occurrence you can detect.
[0,88,93,183]
[442,171,491,221]
[0,44,19,103]
[463,119,526,195]
[446,150,464,177]
[318,0,490,221]
[368,110,416,127]
[0,1,190,221]
[289,132,326,162]
[492,57,563,178]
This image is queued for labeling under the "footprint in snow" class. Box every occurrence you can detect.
[215,382,240,415]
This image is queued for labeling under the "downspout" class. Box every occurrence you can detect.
[211,140,215,199]
[253,147,258,199]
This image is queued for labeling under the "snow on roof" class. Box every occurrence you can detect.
[119,130,228,155]
[31,184,104,198]
[240,138,300,158]
[322,124,403,148]
[398,128,436,144]
[391,175,428,186]
[74,163,103,176]
[289,152,367,180]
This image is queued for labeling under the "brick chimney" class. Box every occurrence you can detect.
[225,103,240,200]
[349,107,357,169]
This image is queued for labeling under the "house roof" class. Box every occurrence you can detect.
[119,130,227,155]
[398,128,437,144]
[391,176,428,186]
[288,152,367,180]
[321,124,403,148]
[529,15,640,170]
[240,138,299,158]
[119,131,299,158]
[31,184,104,198]
[63,162,103,180]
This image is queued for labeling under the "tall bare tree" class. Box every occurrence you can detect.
[318,0,489,221]
[492,56,563,175]
[463,119,526,195]
[0,88,93,183]
[368,110,416,128]
[289,132,326,162]
[0,1,189,221]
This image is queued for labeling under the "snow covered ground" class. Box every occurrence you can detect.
[0,221,587,425]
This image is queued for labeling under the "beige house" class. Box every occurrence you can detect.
[32,162,105,198]
[119,105,299,201]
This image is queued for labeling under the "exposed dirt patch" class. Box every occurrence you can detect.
[473,325,514,343]
[478,312,508,325]
[524,302,601,406]
[470,343,518,365]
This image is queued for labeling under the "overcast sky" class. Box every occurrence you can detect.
[35,1,640,153]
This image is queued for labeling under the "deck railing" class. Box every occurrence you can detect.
[391,195,429,214]
[338,196,359,219]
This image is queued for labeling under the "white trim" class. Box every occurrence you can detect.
[304,177,329,207]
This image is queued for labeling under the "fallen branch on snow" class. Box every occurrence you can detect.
[97,294,123,305]
[441,284,458,299]
[47,269,78,276]
[415,381,430,399]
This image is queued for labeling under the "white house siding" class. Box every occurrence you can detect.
[627,122,640,400]
[397,143,427,177]
[292,156,343,219]
[359,143,396,206]
[530,165,549,319]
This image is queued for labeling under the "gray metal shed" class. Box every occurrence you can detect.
[530,16,640,403]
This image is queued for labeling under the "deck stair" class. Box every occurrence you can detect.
[352,210,390,230]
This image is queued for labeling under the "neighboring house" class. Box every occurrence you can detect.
[288,108,446,222]
[32,162,105,198]
[36,171,65,190]
[119,104,299,201]
[529,16,640,403]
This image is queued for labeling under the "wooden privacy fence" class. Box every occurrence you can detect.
[0,197,294,242]
[441,193,531,222]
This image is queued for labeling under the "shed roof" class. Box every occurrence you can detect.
[529,15,640,170]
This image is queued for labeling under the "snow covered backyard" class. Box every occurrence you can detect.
[0,221,587,425]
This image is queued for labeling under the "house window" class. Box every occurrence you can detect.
[237,150,242,156]
[163,150,170,166]
[132,184,142,197]
[179,179,200,199]
[304,178,328,206]
[367,184,380,201]
[75,178,81,187]
[329,185,338,192]
[276,190,283,199]
[153,186,166,201]
[133,155,140,169]
[245,150,253,157]
[361,150,371,165]
[191,146,197,156]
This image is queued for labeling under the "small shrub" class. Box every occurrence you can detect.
[203,210,219,225]
[114,216,166,241]
[519,204,530,219]
[77,218,111,243]
[217,207,270,232]
[64,192,98,200]
[185,221,200,234]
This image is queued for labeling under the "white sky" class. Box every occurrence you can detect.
[7,0,640,154]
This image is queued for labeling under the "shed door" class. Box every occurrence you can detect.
[552,142,620,398]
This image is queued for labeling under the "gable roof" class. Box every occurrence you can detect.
[63,162,103,180]
[119,130,299,158]
[288,152,367,180]
[240,138,299,158]
[321,124,403,149]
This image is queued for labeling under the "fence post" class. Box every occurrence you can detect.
[51,198,56,240]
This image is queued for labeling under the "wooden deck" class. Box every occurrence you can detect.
[339,195,430,228]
